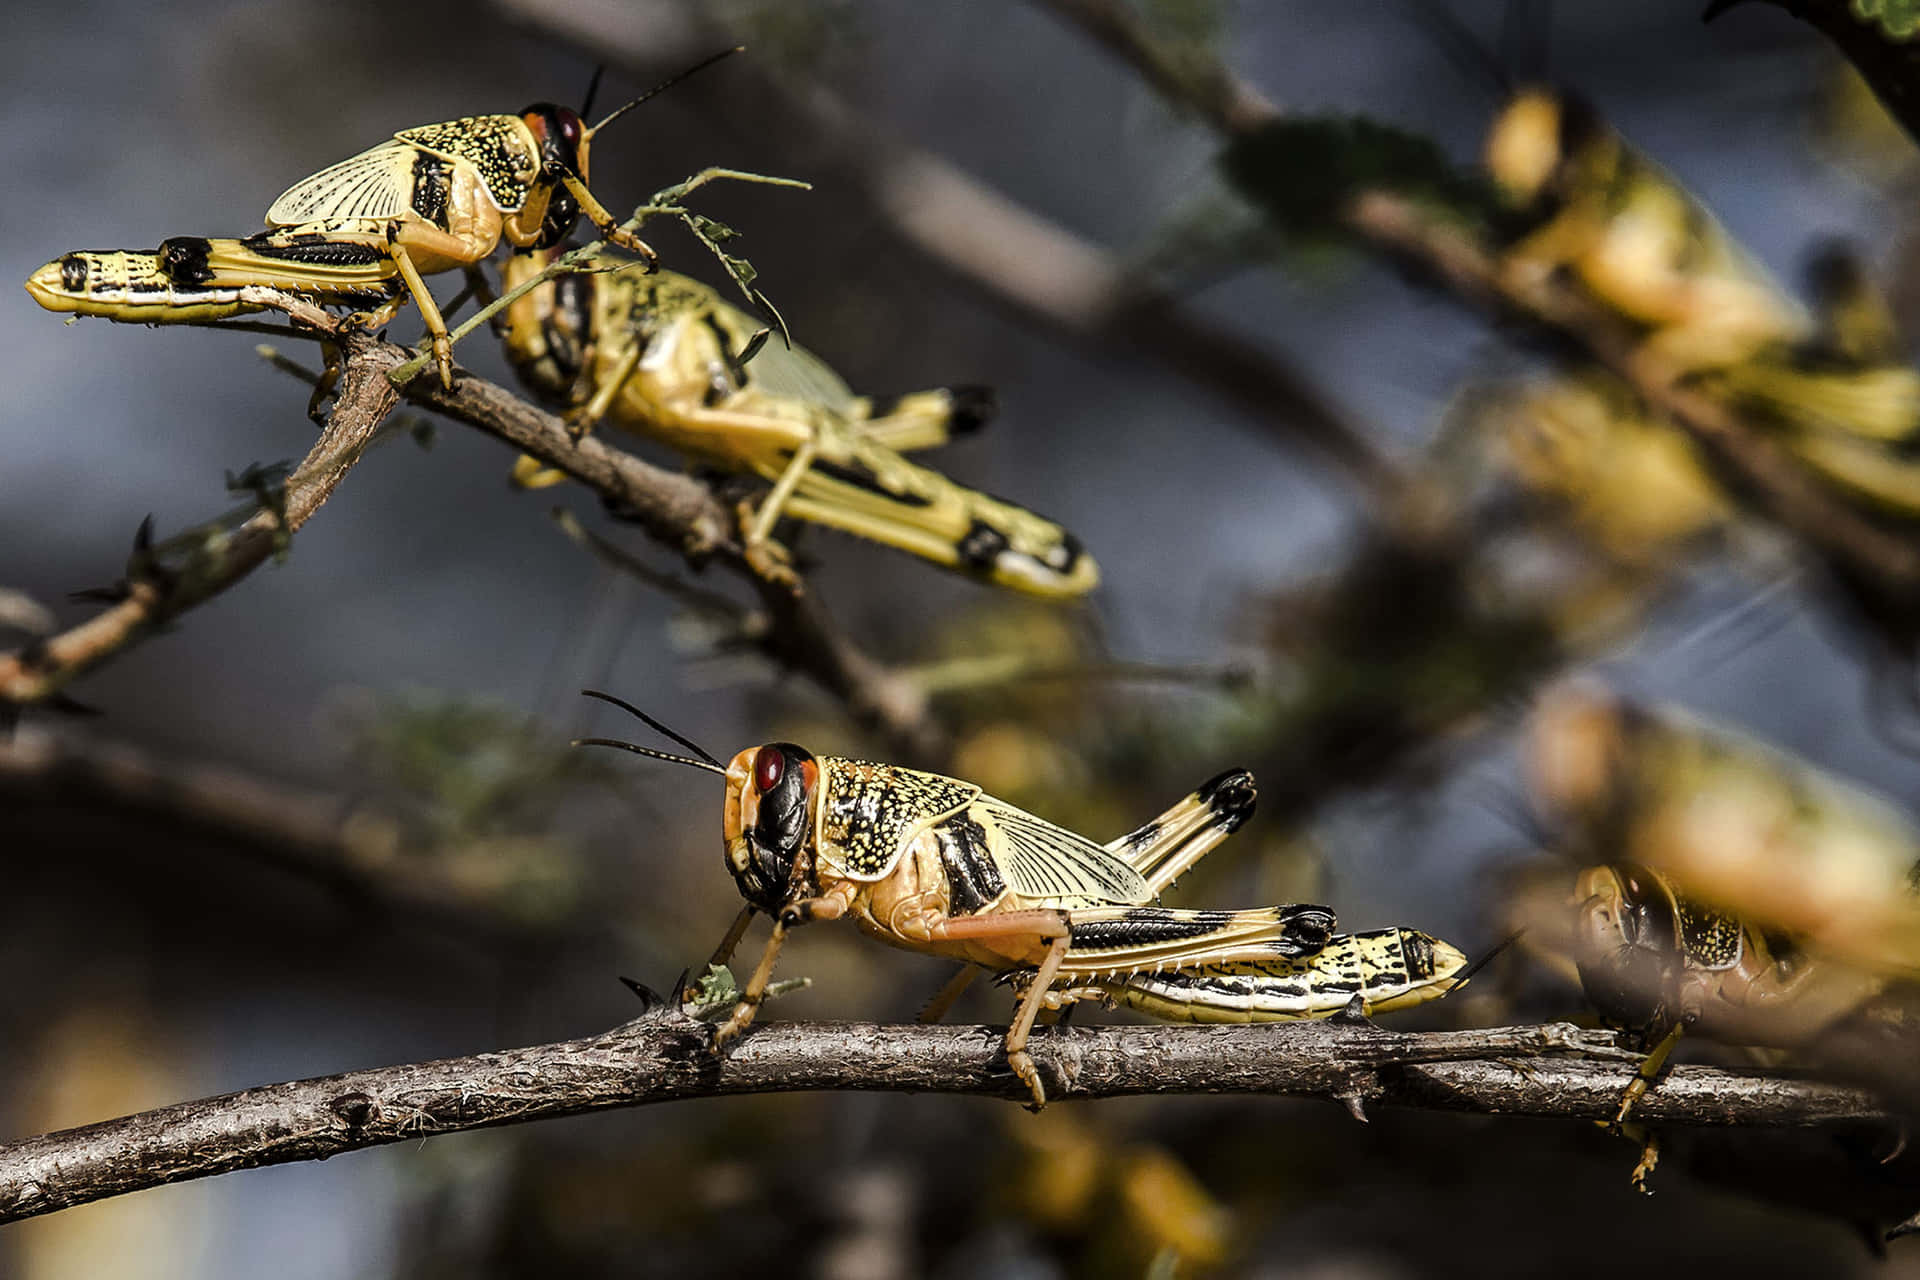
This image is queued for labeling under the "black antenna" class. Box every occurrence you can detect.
[1451,930,1524,992]
[580,64,608,120]
[577,688,728,773]
[588,46,744,137]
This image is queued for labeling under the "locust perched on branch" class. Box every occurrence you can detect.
[578,691,1468,1108]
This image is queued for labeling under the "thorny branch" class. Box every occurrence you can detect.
[0,319,396,705]
[0,1014,1886,1227]
[0,308,940,758]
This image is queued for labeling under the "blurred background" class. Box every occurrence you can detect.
[8,0,1920,1275]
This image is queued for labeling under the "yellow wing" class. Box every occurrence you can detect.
[266,142,417,226]
[975,796,1152,907]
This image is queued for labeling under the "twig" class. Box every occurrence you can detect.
[0,327,396,704]
[495,0,1404,503]
[0,1015,1884,1227]
[550,510,939,755]
[0,729,594,942]
[1038,0,1279,134]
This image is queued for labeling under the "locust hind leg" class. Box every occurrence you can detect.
[919,909,1074,1108]
[859,386,997,453]
[1105,769,1258,897]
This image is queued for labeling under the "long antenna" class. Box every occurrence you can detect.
[1450,930,1523,992]
[579,688,727,769]
[576,736,728,775]
[588,46,744,138]
[580,64,608,120]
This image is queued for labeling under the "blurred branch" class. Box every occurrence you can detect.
[497,0,1406,503]
[0,1013,1885,1226]
[1040,0,1278,133]
[0,729,587,942]
[0,322,396,705]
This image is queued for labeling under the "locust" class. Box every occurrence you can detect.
[25,53,742,389]
[577,691,1468,1108]
[1530,683,1920,1189]
[496,247,1100,596]
[1485,87,1920,514]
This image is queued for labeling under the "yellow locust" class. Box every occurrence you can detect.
[578,691,1468,1107]
[498,249,1100,598]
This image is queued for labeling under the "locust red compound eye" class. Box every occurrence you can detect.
[754,745,784,794]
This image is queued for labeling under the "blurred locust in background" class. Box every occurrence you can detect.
[1486,89,1920,520]
[1526,683,1920,1191]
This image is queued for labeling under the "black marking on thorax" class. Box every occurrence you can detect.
[398,117,534,211]
[410,152,454,229]
[935,811,1005,915]
[1403,932,1435,980]
[703,313,750,392]
[820,761,976,878]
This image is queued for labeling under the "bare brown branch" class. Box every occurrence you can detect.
[0,314,940,756]
[1036,0,1279,134]
[0,1014,1884,1227]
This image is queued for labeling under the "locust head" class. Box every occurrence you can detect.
[1571,863,1680,1029]
[723,743,820,914]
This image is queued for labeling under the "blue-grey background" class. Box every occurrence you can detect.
[3,2,1915,1276]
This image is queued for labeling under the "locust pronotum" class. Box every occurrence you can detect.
[578,691,1468,1107]
[26,51,742,390]
[497,249,1099,596]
